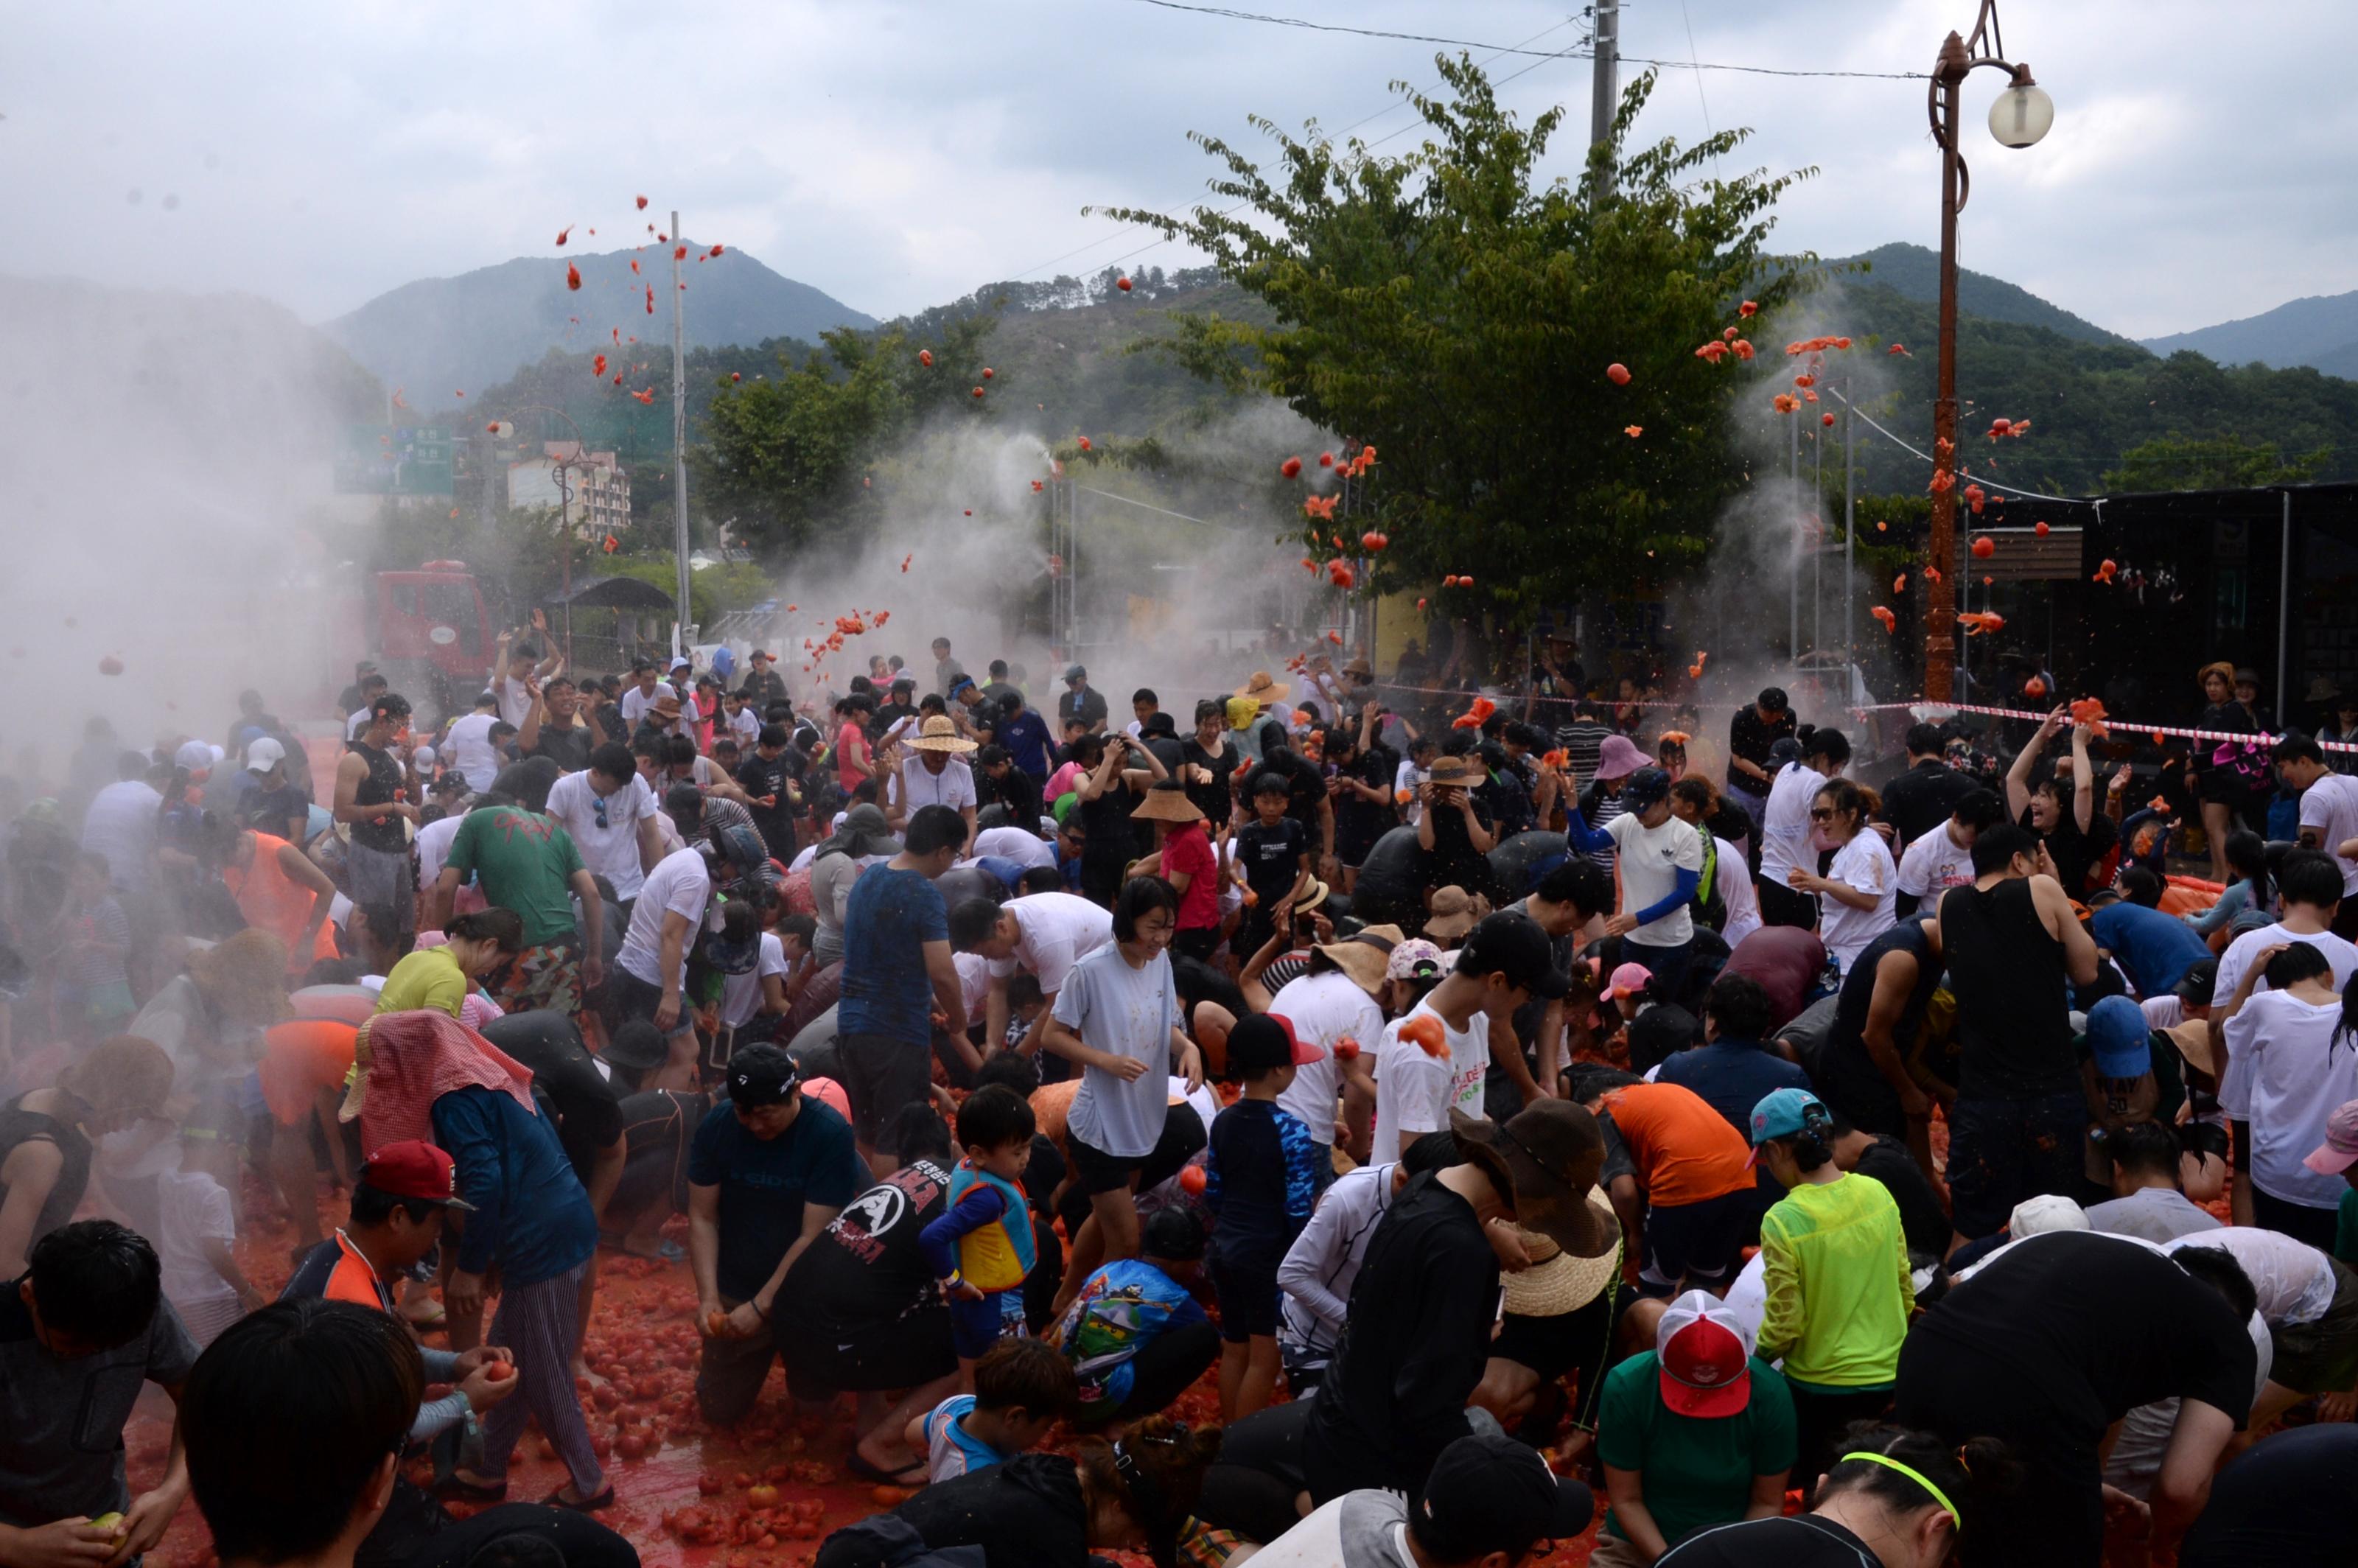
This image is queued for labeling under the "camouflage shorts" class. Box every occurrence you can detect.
[493,938,584,1018]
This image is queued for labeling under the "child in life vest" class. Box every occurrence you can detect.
[920,1085,1042,1387]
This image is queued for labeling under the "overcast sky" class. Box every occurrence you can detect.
[7,1,2348,339]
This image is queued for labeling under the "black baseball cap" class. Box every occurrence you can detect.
[726,1043,800,1107]
[1455,911,1569,998]
[2174,956,2219,1007]
[1413,1433,1595,1560]
[1620,766,1671,809]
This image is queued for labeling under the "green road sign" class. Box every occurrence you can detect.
[337,424,455,496]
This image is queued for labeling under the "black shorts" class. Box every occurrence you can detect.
[1491,1310,1588,1382]
[1066,1127,1148,1196]
[777,1305,957,1399]
[1208,1252,1281,1342]
[1640,1186,1752,1292]
[836,1031,932,1147]
[595,965,668,1040]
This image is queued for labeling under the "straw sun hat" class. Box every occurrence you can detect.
[1500,1189,1624,1316]
[909,715,979,753]
[1234,670,1291,705]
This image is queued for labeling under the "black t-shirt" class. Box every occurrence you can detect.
[737,750,802,861]
[1902,1233,2255,1444]
[1656,1513,1880,1567]
[2021,804,2119,898]
[978,764,1043,830]
[1306,1170,1500,1494]
[525,719,596,775]
[1878,759,1981,849]
[1261,749,1329,833]
[1726,706,1797,788]
[1852,1135,1952,1258]
[1178,738,1238,827]
[240,782,311,838]
[2179,1424,2358,1567]
[1334,743,1400,858]
[476,1012,624,1175]
[1236,816,1311,902]
[780,1156,954,1334]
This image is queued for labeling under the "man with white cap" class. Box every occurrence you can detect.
[1591,1289,1796,1567]
[1243,1431,1593,1568]
[229,735,307,844]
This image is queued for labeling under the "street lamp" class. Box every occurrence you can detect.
[1923,1,2051,701]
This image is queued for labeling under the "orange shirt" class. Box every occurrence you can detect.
[260,1018,359,1127]
[225,833,337,966]
[1604,1082,1755,1206]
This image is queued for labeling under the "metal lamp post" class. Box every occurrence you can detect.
[1924,0,2054,701]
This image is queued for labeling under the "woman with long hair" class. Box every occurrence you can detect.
[2186,661,2264,883]
[1789,779,1897,979]
[1758,727,1852,931]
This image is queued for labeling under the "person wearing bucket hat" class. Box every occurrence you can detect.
[1589,1289,1796,1563]
[1369,911,1565,1165]
[1127,780,1220,962]
[1415,754,1497,908]
[1242,1429,1593,1568]
[900,715,981,853]
[1745,1087,1914,1498]
[1302,1091,1614,1504]
[1421,884,1481,944]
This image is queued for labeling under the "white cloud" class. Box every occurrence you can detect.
[0,0,2346,340]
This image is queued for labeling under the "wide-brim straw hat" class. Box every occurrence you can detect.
[910,715,979,753]
[1500,1189,1623,1317]
[1451,1102,1617,1259]
[2162,1018,2220,1079]
[1427,755,1481,785]
[1234,670,1291,704]
[1314,931,1393,996]
[1132,783,1205,825]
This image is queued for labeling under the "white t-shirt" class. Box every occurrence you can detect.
[1715,836,1763,948]
[2299,771,2358,895]
[616,847,713,991]
[2213,920,2358,1119]
[81,780,164,892]
[415,810,468,893]
[725,704,762,749]
[545,770,659,898]
[989,892,1115,996]
[1270,970,1387,1148]
[442,713,503,792]
[1369,999,1489,1164]
[1054,943,1181,1160]
[491,674,535,729]
[952,951,994,1023]
[1393,758,1427,827]
[899,756,977,813]
[1897,820,1976,900]
[1757,762,1828,889]
[346,706,373,741]
[158,1167,239,1312]
[2219,986,2358,1210]
[1605,811,1702,948]
[1237,1494,1417,1568]
[2164,1227,2338,1325]
[621,685,698,728]
[720,931,789,1029]
[973,826,1056,869]
[1819,831,1898,976]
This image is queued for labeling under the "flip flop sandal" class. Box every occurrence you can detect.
[846,1452,928,1488]
[543,1486,617,1512]
[435,1475,508,1502]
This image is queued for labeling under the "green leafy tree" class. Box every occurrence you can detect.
[2102,431,2330,493]
[691,318,996,561]
[1097,61,1816,615]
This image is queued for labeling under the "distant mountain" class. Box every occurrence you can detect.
[2142,290,2358,374]
[321,246,875,407]
[1832,242,2137,349]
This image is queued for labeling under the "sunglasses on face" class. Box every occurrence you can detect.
[1810,806,1838,822]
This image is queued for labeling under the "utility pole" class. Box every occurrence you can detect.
[671,209,691,648]
[1589,0,1620,194]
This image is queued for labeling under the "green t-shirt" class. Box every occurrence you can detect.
[2336,1187,2358,1271]
[1597,1351,1797,1548]
[444,806,587,947]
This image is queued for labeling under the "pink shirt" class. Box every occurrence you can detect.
[1165,822,1220,931]
[835,721,872,793]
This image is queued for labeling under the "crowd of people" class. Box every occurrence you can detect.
[1,630,2355,1568]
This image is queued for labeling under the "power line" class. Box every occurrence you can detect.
[1008,14,1586,281]
[1130,0,1925,79]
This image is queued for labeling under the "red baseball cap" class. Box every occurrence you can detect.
[1656,1290,1753,1418]
[360,1141,475,1211]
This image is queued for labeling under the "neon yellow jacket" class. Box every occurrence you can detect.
[1757,1172,1914,1390]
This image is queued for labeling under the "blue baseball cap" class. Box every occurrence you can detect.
[2085,994,2152,1080]
[1746,1087,1829,1166]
